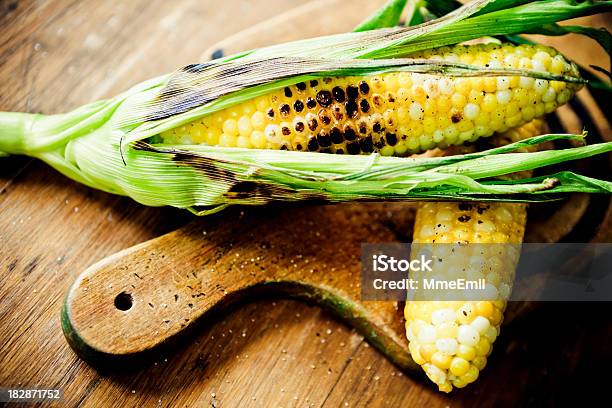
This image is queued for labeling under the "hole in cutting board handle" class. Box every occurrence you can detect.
[114,292,133,311]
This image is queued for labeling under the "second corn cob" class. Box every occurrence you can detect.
[404,118,547,392]
[160,43,579,154]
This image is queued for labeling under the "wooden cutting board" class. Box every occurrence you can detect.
[1,1,610,407]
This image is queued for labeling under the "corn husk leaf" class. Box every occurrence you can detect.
[0,0,611,214]
[354,0,409,32]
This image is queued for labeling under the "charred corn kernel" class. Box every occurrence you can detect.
[404,118,547,393]
[160,44,579,154]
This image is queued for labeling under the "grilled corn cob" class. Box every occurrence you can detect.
[404,118,546,392]
[161,43,579,154]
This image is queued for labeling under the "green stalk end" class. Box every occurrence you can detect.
[0,112,39,156]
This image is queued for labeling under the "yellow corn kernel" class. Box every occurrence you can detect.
[432,352,452,370]
[160,44,579,155]
[450,357,470,376]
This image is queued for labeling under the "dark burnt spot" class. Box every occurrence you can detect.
[306,97,317,109]
[387,94,395,103]
[279,104,291,117]
[332,87,346,102]
[316,90,333,108]
[318,109,331,125]
[323,77,332,84]
[372,95,383,108]
[344,125,356,141]
[358,122,367,134]
[332,105,344,121]
[307,118,318,131]
[307,137,319,151]
[477,220,483,224]
[359,99,370,113]
[330,127,343,144]
[282,127,291,136]
[385,133,397,146]
[280,144,288,150]
[296,82,307,91]
[310,80,319,87]
[24,256,40,276]
[293,100,304,112]
[345,100,358,119]
[360,135,374,153]
[225,181,257,196]
[458,203,473,211]
[295,122,305,132]
[296,143,303,151]
[284,87,293,98]
[336,148,344,154]
[373,122,382,133]
[225,180,296,200]
[267,108,275,118]
[374,138,385,149]
[476,205,490,214]
[317,131,332,147]
[359,81,369,95]
[386,117,394,127]
[346,141,361,155]
[167,148,237,184]
[451,112,463,123]
[320,148,332,153]
[346,85,359,100]
[458,215,471,222]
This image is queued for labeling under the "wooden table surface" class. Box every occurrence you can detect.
[1,1,611,407]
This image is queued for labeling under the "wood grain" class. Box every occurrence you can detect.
[1,1,611,407]
[62,204,417,373]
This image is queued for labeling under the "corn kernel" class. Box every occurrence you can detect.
[473,356,487,370]
[461,365,480,383]
[219,133,237,147]
[457,344,476,361]
[450,358,470,376]
[432,352,452,370]
[162,43,578,158]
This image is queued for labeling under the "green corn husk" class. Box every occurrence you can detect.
[1,0,611,215]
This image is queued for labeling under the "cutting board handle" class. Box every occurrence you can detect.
[61,206,417,370]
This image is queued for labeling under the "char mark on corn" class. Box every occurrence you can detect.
[160,43,580,154]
